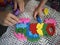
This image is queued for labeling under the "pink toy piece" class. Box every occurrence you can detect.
[24,18,30,24]
[44,18,56,26]
[14,32,27,41]
[19,18,30,24]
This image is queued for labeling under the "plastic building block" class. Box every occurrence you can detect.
[19,18,30,24]
[30,23,37,34]
[36,15,42,23]
[16,23,27,29]
[46,23,55,36]
[26,30,39,38]
[42,23,49,36]
[36,23,44,29]
[13,9,20,16]
[27,36,40,42]
[14,32,27,41]
[44,18,56,26]
[26,30,34,38]
[15,28,26,34]
[37,29,43,36]
[10,1,20,16]
[26,30,40,42]
[43,8,49,16]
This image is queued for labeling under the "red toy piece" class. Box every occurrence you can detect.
[46,23,55,36]
[30,23,37,34]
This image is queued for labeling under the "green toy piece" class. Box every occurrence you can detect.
[15,28,27,34]
[27,37,40,42]
[42,23,50,36]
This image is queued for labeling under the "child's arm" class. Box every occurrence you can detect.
[0,11,19,26]
[33,0,48,19]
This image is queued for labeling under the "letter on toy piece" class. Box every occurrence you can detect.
[36,23,44,36]
[30,23,37,34]
[46,23,55,36]
[36,23,44,29]
[42,23,49,36]
[19,18,30,24]
[44,18,56,26]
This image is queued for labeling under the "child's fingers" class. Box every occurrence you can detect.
[34,11,38,19]
[10,14,19,22]
[14,1,17,10]
[18,2,24,12]
[7,17,17,25]
[3,20,13,26]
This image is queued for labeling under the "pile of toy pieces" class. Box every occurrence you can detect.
[13,8,57,42]
[0,0,57,42]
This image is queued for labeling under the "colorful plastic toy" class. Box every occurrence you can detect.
[26,30,40,42]
[19,18,30,24]
[36,15,42,23]
[44,18,56,26]
[42,23,49,36]
[43,8,49,16]
[13,9,20,16]
[46,23,55,36]
[30,23,37,34]
[14,32,27,41]
[36,23,44,29]
[16,23,27,29]
[14,17,56,42]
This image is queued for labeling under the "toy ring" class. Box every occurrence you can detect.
[46,23,55,36]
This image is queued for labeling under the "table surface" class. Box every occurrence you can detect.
[0,0,60,45]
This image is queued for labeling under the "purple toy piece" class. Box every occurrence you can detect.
[10,1,20,16]
[13,9,20,16]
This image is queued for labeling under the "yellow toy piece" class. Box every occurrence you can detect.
[44,8,49,16]
[37,29,43,36]
[36,23,44,29]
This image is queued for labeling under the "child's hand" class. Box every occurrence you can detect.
[33,7,42,19]
[14,0,25,12]
[0,12,19,26]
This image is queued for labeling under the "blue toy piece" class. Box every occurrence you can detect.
[26,23,30,29]
[16,23,28,29]
[26,30,39,39]
[36,15,42,23]
[33,34,39,38]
